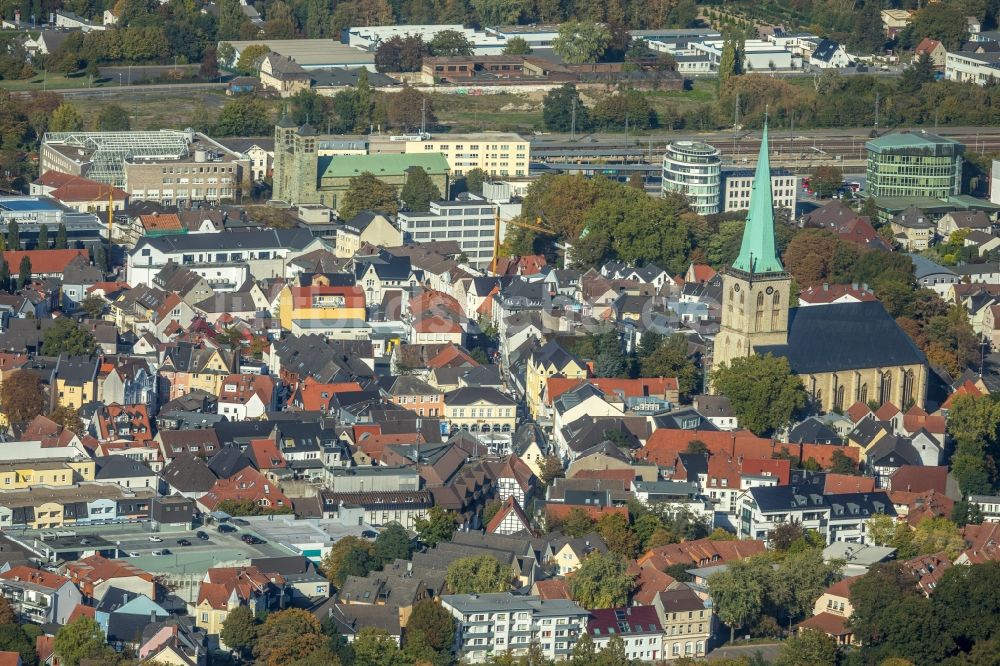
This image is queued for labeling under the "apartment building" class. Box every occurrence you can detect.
[652,587,712,660]
[398,196,500,268]
[0,566,82,625]
[441,593,589,663]
[402,133,530,177]
[739,485,896,544]
[0,483,155,529]
[587,607,663,661]
[945,50,1000,86]
[721,168,798,213]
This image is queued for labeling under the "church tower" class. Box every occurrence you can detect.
[713,123,791,370]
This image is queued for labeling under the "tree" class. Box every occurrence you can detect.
[553,20,611,64]
[718,37,741,88]
[482,498,503,525]
[908,2,969,51]
[352,627,401,666]
[41,317,97,357]
[829,448,856,474]
[640,333,700,398]
[597,513,639,558]
[471,0,528,26]
[374,523,412,564]
[445,555,514,593]
[711,354,807,436]
[0,261,9,293]
[218,0,246,40]
[6,220,17,251]
[253,609,325,666]
[96,104,130,131]
[235,43,270,75]
[776,629,838,666]
[339,546,379,580]
[0,370,45,423]
[54,616,112,666]
[540,455,564,487]
[429,29,474,56]
[220,605,257,658]
[354,68,375,132]
[543,84,591,133]
[809,165,844,198]
[503,36,532,55]
[556,507,595,537]
[215,96,273,136]
[465,168,487,196]
[400,166,442,212]
[36,224,48,250]
[569,552,635,609]
[48,404,83,433]
[848,0,886,55]
[387,84,435,132]
[55,223,68,250]
[200,47,220,80]
[768,521,806,552]
[0,596,14,625]
[338,172,398,220]
[49,103,84,132]
[15,255,29,290]
[415,505,457,546]
[0,624,35,666]
[407,599,456,652]
[591,89,657,130]
[321,536,372,586]
[79,294,105,320]
[709,556,771,642]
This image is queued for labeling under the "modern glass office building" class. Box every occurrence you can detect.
[866,131,964,199]
[662,140,721,214]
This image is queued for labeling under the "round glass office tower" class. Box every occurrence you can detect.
[662,141,722,215]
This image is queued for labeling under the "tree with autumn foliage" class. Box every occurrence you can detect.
[0,370,46,423]
[252,609,326,666]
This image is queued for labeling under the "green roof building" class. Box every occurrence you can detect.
[866,131,964,199]
[272,122,450,211]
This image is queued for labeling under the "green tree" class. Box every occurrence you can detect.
[640,333,700,398]
[471,0,527,26]
[407,599,456,652]
[374,523,412,564]
[0,370,45,423]
[48,404,83,434]
[569,552,635,609]
[339,172,399,220]
[429,29,474,56]
[0,596,15,625]
[36,224,48,250]
[555,506,595,537]
[0,261,9,293]
[15,255,29,290]
[711,354,807,436]
[482,498,503,525]
[339,546,379,581]
[6,220,17,250]
[848,1,885,55]
[776,629,839,666]
[415,505,457,546]
[0,624,37,666]
[718,37,742,88]
[908,2,969,50]
[235,43,270,75]
[465,167,488,196]
[215,96,273,136]
[400,166,442,212]
[253,609,326,666]
[709,556,771,642]
[352,627,402,666]
[543,84,591,133]
[445,555,514,593]
[96,104,130,131]
[539,455,564,487]
[386,84,435,132]
[597,513,639,558]
[354,68,375,132]
[503,36,532,55]
[553,20,611,64]
[220,605,257,659]
[829,448,856,474]
[49,103,84,132]
[900,53,935,94]
[78,293,105,317]
[53,616,112,666]
[41,317,97,356]
[217,0,246,40]
[55,223,68,250]
[809,165,844,198]
[320,536,372,586]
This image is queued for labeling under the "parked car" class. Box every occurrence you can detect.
[232,518,250,527]
[217,524,237,534]
[241,534,264,545]
[196,531,209,540]
[177,538,192,546]
[152,549,171,556]
[148,535,163,542]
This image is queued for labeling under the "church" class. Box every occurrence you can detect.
[712,125,928,413]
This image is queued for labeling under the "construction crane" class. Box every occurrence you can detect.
[489,212,556,274]
[83,184,117,274]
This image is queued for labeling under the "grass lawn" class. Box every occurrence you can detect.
[69,90,263,131]
[0,72,109,91]
[429,91,544,133]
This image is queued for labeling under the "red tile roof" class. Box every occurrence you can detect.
[0,566,71,591]
[640,429,858,469]
[0,651,20,666]
[199,468,290,511]
[942,379,985,409]
[874,402,900,421]
[546,503,628,523]
[824,474,875,494]
[533,578,572,600]
[638,538,766,569]
[545,377,679,405]
[50,179,126,203]
[797,612,852,637]
[96,403,153,442]
[915,38,942,56]
[288,284,365,309]
[688,264,717,283]
[2,249,88,275]
[218,373,275,406]
[247,438,286,470]
[889,465,948,494]
[631,562,678,606]
[356,432,425,463]
[198,566,282,610]
[140,213,182,231]
[799,283,877,304]
[740,458,791,485]
[65,555,154,596]
[845,402,871,423]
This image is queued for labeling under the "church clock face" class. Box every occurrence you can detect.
[733,284,740,292]
[766,286,774,295]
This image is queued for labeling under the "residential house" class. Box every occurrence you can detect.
[336,212,403,258]
[587,607,663,661]
[198,468,291,513]
[65,554,157,602]
[914,38,948,68]
[216,373,277,420]
[0,566,82,625]
[524,340,588,420]
[652,588,712,660]
[191,567,286,645]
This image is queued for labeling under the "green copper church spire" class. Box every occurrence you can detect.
[732,122,784,275]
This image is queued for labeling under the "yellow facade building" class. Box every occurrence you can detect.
[403,133,530,177]
[524,341,588,421]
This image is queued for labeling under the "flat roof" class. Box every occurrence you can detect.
[225,40,374,67]
[866,131,964,155]
[0,197,64,212]
[319,153,450,179]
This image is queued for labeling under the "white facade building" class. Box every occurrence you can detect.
[946,51,1000,86]
[662,141,721,215]
[347,24,508,55]
[398,196,500,268]
[722,168,798,213]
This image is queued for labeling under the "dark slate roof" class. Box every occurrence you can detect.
[849,418,889,447]
[866,435,922,468]
[756,302,925,375]
[94,456,155,480]
[812,38,842,62]
[161,454,218,492]
[133,228,316,253]
[444,386,516,406]
[206,446,254,479]
[788,417,842,445]
[676,452,708,480]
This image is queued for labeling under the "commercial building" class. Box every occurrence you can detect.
[40,130,250,204]
[220,39,375,71]
[865,131,964,199]
[390,133,530,178]
[398,196,501,268]
[0,197,106,249]
[662,141,721,215]
[945,49,1000,86]
[0,483,155,530]
[271,121,450,208]
[441,593,589,663]
[721,168,797,213]
[347,24,507,55]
